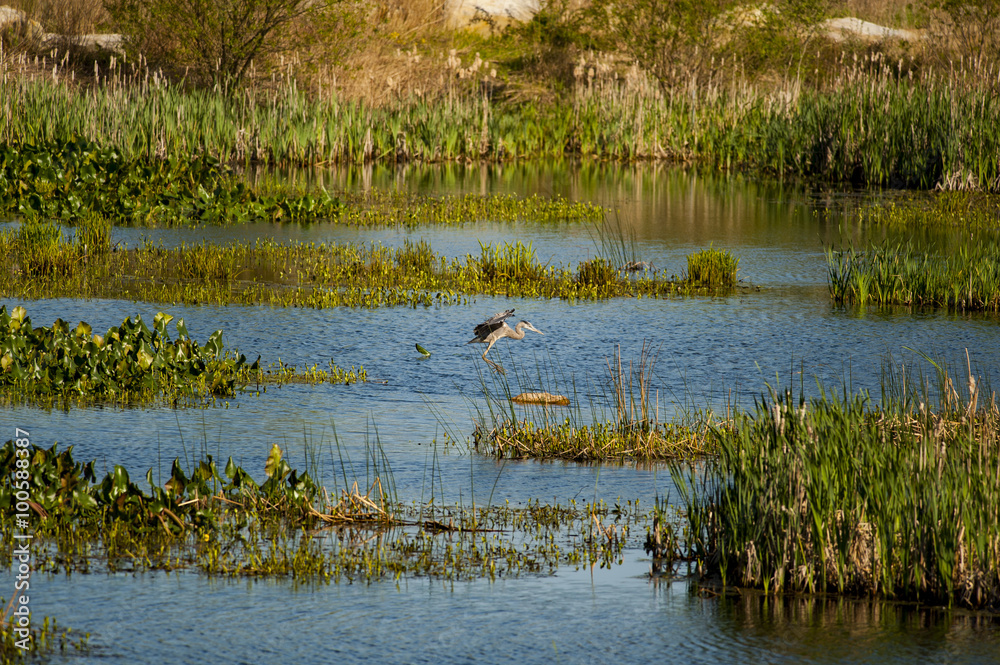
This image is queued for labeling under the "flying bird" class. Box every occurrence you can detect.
[467,308,543,373]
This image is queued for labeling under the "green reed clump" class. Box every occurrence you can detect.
[576,257,619,290]
[827,239,1000,311]
[672,380,1000,609]
[9,218,70,276]
[477,240,548,284]
[687,246,739,289]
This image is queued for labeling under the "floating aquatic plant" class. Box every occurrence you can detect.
[0,306,365,407]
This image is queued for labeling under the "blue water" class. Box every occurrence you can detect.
[3,163,1000,663]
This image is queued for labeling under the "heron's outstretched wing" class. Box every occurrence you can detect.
[473,308,514,339]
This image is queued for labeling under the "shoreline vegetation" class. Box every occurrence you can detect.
[657,370,1000,612]
[3,55,999,190]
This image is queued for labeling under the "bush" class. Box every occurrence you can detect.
[104,0,355,88]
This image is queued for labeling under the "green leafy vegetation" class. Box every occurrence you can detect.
[0,139,342,226]
[0,305,365,407]
[0,305,246,404]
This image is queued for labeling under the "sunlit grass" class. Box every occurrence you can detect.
[3,53,999,189]
[0,223,741,308]
[662,356,1000,609]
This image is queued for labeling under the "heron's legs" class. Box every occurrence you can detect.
[482,341,505,374]
[482,354,505,374]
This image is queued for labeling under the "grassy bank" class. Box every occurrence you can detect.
[3,54,1000,190]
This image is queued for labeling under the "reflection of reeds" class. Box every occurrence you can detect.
[670,355,1000,609]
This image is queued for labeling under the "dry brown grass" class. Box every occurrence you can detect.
[6,0,109,36]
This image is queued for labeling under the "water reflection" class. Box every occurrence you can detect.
[703,590,1000,664]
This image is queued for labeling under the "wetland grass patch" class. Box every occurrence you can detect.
[1,224,742,308]
[473,344,718,461]
[827,239,1000,311]
[686,246,740,289]
[663,362,1000,610]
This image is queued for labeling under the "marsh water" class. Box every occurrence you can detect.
[5,163,1000,663]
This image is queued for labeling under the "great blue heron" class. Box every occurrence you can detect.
[467,308,543,373]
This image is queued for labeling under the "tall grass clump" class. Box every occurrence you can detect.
[673,364,1000,609]
[827,239,1000,311]
[687,246,739,289]
[472,343,716,461]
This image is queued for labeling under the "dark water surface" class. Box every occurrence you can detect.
[4,163,1000,663]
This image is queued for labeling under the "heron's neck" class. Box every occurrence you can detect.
[510,323,528,339]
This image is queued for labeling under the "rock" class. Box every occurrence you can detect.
[0,5,44,42]
[42,32,124,52]
[443,0,540,33]
[512,391,570,406]
[822,17,921,43]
